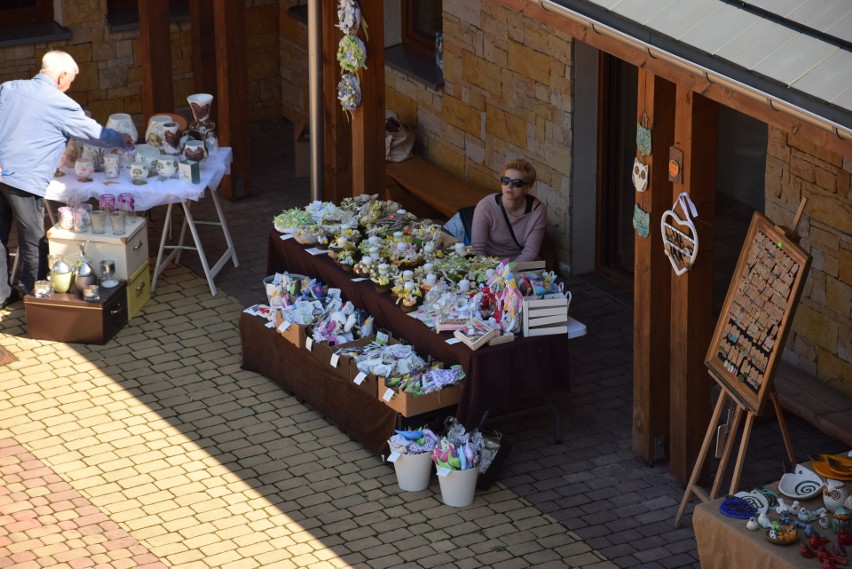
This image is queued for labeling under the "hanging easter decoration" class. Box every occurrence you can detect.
[336,0,368,115]
[632,157,649,192]
[661,192,699,276]
[636,112,652,157]
[633,203,650,238]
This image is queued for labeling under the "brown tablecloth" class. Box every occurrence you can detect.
[265,230,571,429]
[240,312,399,455]
[693,475,841,569]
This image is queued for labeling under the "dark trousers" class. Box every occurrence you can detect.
[0,182,47,299]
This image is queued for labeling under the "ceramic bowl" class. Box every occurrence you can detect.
[734,490,769,514]
[779,464,824,499]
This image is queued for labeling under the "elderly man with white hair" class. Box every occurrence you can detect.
[0,50,131,309]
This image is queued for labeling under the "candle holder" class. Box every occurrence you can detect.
[100,259,118,288]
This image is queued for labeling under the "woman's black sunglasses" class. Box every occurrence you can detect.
[500,176,527,188]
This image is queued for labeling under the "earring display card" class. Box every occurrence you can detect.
[705,212,811,415]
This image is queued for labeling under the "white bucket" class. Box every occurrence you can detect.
[437,466,479,507]
[392,452,433,492]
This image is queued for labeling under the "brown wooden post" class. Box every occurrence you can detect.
[632,70,675,461]
[668,87,717,481]
[212,0,250,199]
[349,0,384,196]
[188,0,217,100]
[322,0,352,203]
[137,0,173,121]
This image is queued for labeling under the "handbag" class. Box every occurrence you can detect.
[384,110,415,162]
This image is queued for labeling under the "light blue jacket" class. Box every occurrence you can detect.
[0,73,125,197]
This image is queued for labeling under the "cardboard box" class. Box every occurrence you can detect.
[273,309,308,349]
[310,336,373,380]
[347,332,398,397]
[378,377,464,417]
[522,296,569,337]
[294,120,310,178]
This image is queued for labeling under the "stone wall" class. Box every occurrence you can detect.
[385,0,575,261]
[0,0,281,132]
[765,127,852,396]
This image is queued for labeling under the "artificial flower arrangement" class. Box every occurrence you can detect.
[388,428,439,456]
[336,0,367,114]
[391,279,422,311]
[273,207,314,233]
[369,261,397,292]
[432,417,482,471]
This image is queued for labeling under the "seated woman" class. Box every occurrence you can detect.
[470,159,547,263]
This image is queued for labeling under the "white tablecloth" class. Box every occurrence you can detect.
[45,148,233,211]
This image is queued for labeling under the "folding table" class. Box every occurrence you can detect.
[45,148,238,296]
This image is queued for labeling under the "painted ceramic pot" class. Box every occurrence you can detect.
[156,154,178,178]
[74,158,94,182]
[182,140,207,162]
[106,113,138,143]
[160,122,182,155]
[135,144,160,173]
[145,114,172,149]
[187,93,213,123]
[130,162,149,185]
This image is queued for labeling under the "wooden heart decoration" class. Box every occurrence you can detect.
[661,194,699,276]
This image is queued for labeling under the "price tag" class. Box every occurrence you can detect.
[306,248,328,256]
[445,337,461,345]
[353,372,367,385]
[351,277,368,282]
[277,320,292,333]
[376,330,390,345]
[387,452,401,463]
[279,234,294,241]
[264,320,275,329]
[382,388,395,402]
[305,337,313,351]
[436,467,452,477]
[330,353,340,368]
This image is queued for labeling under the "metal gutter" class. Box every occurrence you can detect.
[535,0,852,141]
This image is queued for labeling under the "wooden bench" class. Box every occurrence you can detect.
[774,362,852,447]
[384,156,492,219]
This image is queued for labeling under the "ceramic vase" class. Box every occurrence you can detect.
[182,140,207,162]
[160,122,182,155]
[145,114,172,149]
[106,113,138,143]
[187,93,214,123]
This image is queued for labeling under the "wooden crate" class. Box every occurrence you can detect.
[522,296,569,337]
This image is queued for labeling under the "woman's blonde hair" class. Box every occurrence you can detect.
[500,159,537,186]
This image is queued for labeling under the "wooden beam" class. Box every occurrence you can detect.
[137,0,173,121]
[188,0,217,100]
[349,0,385,196]
[322,0,351,203]
[514,0,852,158]
[668,87,716,482]
[212,0,250,199]
[632,70,675,461]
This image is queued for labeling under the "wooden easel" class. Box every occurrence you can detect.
[673,385,795,527]
[674,200,809,528]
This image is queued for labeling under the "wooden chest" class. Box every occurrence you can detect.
[24,282,128,345]
[47,216,148,280]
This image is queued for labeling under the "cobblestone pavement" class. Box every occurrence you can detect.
[1,118,846,568]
